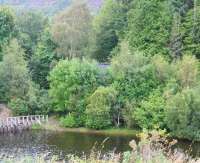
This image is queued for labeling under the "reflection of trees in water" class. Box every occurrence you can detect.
[46,132,134,156]
[0,130,199,159]
[0,131,62,159]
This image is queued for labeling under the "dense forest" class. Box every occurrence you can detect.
[0,0,200,141]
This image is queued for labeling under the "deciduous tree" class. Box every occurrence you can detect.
[51,2,91,59]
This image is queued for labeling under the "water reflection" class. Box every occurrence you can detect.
[0,130,134,159]
[0,130,199,160]
[0,131,57,159]
[47,131,134,155]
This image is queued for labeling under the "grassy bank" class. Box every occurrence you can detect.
[37,116,141,137]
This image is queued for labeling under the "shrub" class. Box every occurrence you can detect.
[60,114,77,128]
[27,87,52,115]
[49,58,101,127]
[86,86,117,129]
[134,90,166,129]
[36,89,52,114]
[110,42,159,128]
[8,98,29,116]
[166,88,200,140]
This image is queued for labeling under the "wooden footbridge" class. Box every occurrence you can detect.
[0,115,48,134]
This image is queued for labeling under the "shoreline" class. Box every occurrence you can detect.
[45,127,141,136]
[37,117,141,137]
[35,117,199,142]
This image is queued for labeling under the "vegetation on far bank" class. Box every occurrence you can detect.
[37,116,140,136]
[1,0,200,142]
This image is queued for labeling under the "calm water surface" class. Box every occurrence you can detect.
[0,130,199,160]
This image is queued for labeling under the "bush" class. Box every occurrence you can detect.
[8,98,29,116]
[166,88,200,140]
[49,58,101,127]
[86,86,117,129]
[134,90,166,129]
[60,114,77,128]
[35,89,52,114]
[27,87,52,115]
[175,55,199,88]
[111,42,158,102]
[110,42,159,128]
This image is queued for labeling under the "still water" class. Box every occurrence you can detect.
[0,130,199,160]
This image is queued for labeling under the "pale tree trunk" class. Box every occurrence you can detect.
[193,0,197,37]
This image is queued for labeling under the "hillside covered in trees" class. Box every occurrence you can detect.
[0,0,200,141]
[0,0,102,15]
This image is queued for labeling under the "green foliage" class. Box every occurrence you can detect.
[111,43,158,99]
[49,59,100,126]
[30,28,57,88]
[16,11,48,58]
[0,39,31,102]
[60,114,77,128]
[151,55,172,84]
[52,2,91,59]
[181,4,200,58]
[91,0,128,62]
[1,0,200,142]
[113,62,157,103]
[134,90,166,129]
[111,42,150,80]
[8,98,29,115]
[0,39,49,115]
[0,7,15,44]
[170,12,182,59]
[111,42,159,127]
[86,86,117,129]
[166,88,200,140]
[161,55,200,140]
[0,6,15,60]
[36,89,52,114]
[127,0,173,56]
[175,55,199,88]
[26,86,52,115]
